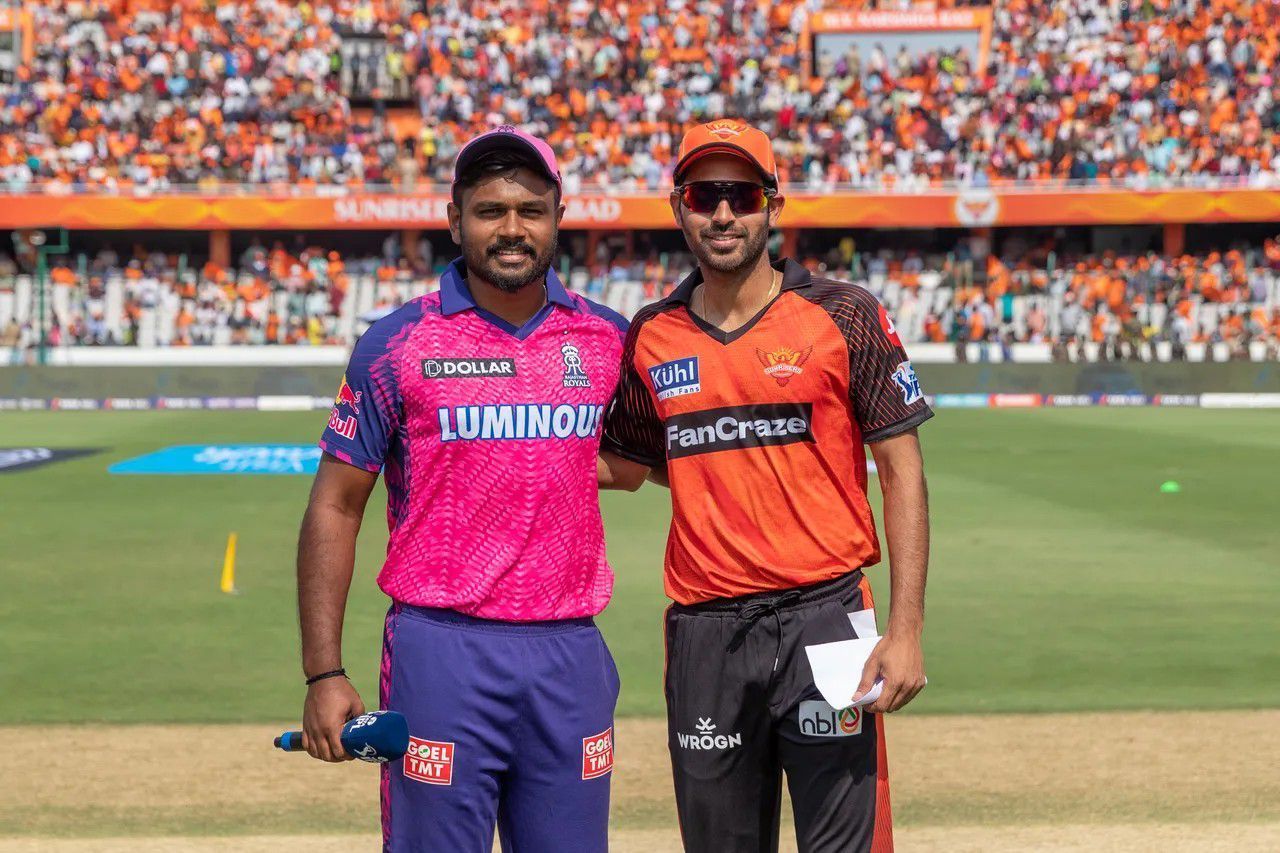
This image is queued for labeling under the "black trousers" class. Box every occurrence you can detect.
[664,571,893,853]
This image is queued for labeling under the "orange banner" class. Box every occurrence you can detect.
[807,7,993,77]
[809,8,990,32]
[3,187,1280,231]
[0,8,34,64]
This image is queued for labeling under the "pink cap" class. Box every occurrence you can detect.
[452,126,561,189]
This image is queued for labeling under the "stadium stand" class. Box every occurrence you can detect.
[1,1,1278,364]
[4,0,1279,190]
[2,239,1278,360]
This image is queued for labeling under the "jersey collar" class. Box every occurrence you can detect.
[668,257,811,304]
[438,257,576,316]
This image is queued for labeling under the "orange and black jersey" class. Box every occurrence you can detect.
[604,258,933,605]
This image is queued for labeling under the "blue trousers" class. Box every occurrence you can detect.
[380,604,619,852]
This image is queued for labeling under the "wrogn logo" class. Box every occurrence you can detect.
[676,717,742,751]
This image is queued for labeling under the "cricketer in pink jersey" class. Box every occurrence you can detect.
[295,128,632,853]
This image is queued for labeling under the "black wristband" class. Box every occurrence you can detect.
[305,668,347,686]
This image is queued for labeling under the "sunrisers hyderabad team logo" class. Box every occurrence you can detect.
[756,346,813,387]
[954,188,1000,227]
[704,119,748,139]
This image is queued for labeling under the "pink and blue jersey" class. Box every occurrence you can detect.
[319,259,627,621]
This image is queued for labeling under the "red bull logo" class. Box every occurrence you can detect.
[335,377,362,414]
[328,376,361,440]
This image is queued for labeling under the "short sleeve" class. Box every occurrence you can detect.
[602,316,666,467]
[846,298,934,443]
[318,315,406,472]
[581,297,630,344]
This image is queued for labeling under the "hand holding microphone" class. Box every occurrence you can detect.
[290,675,409,763]
[277,709,410,763]
[298,674,367,762]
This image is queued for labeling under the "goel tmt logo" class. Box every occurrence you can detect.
[404,737,454,785]
[581,727,614,780]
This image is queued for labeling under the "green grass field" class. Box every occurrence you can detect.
[2,408,1278,725]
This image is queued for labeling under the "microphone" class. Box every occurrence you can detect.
[274,710,410,763]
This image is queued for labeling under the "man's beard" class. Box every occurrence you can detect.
[461,228,559,294]
[688,223,770,275]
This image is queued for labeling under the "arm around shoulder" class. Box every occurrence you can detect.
[598,449,650,491]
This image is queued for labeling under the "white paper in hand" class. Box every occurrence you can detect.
[805,636,884,709]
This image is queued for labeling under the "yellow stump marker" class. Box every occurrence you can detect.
[220,533,239,594]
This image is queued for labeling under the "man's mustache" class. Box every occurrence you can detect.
[487,240,536,257]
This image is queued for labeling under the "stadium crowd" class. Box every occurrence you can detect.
[4,0,1280,190]
[3,236,1279,360]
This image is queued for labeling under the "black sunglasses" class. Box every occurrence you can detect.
[676,181,776,216]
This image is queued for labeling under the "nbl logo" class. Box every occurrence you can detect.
[797,701,862,738]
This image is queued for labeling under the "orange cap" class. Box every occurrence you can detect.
[673,119,778,188]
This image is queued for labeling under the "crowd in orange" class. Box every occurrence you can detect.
[916,241,1280,352]
[4,0,1279,190]
[4,235,1277,354]
[25,241,361,346]
[3,0,409,189]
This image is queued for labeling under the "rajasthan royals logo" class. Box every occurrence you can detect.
[562,343,590,388]
[756,346,813,387]
[892,361,923,405]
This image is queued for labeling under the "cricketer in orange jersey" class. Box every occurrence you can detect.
[598,120,931,853]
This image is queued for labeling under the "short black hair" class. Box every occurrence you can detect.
[451,150,560,207]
